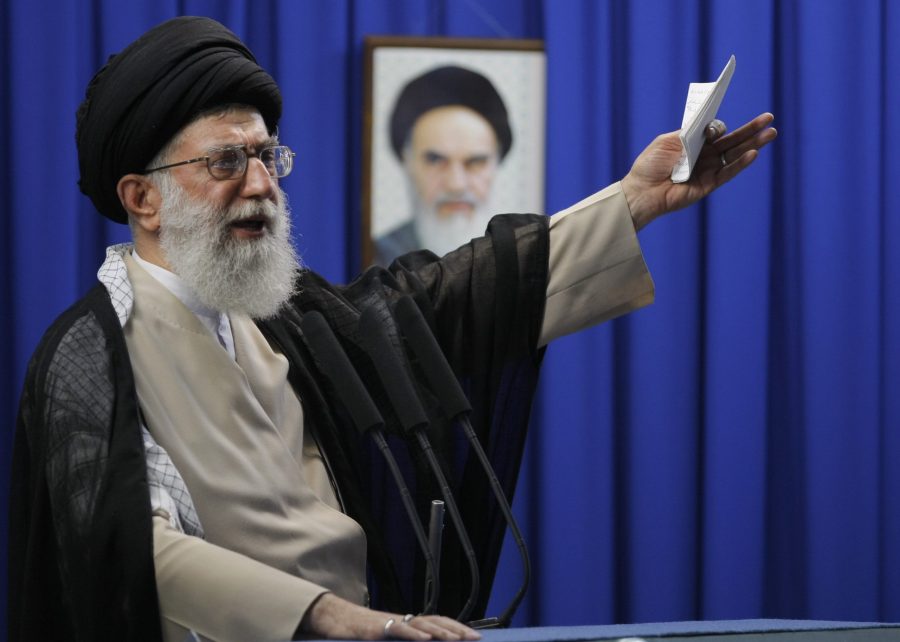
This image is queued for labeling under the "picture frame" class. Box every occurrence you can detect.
[361,35,546,268]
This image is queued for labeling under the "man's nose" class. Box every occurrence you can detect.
[443,161,468,192]
[239,156,276,200]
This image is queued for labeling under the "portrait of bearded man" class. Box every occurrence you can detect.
[374,65,515,265]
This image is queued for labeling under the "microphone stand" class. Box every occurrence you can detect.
[451,414,529,629]
[300,311,439,614]
[358,305,481,623]
[393,296,531,628]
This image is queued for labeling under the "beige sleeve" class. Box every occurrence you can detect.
[153,514,326,642]
[539,181,655,346]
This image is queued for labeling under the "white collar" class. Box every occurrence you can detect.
[97,243,136,327]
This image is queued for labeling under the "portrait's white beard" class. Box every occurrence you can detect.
[407,181,494,257]
[156,179,300,319]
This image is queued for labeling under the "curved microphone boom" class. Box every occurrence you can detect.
[299,311,439,614]
[393,296,531,628]
[357,305,481,623]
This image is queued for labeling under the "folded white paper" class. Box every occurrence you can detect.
[671,55,736,183]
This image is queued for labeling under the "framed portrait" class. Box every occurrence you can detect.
[362,36,546,268]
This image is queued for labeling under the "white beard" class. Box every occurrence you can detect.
[406,182,494,257]
[157,180,300,319]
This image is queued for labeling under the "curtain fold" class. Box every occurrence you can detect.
[2,0,898,631]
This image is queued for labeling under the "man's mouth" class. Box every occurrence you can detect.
[229,214,269,236]
[435,198,476,218]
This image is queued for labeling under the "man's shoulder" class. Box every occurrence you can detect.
[377,221,417,246]
[25,283,123,385]
[374,221,419,266]
[41,282,117,337]
[16,282,132,457]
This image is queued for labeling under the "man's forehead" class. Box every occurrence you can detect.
[410,106,499,153]
[177,107,273,151]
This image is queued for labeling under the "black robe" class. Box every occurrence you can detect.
[8,214,549,641]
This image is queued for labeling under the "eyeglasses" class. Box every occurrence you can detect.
[142,144,295,180]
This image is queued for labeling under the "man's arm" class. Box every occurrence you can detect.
[154,515,481,641]
[152,515,326,641]
[540,181,654,346]
[538,113,777,345]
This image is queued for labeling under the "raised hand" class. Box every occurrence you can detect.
[621,112,777,230]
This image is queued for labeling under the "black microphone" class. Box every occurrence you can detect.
[300,311,382,433]
[393,296,531,628]
[357,305,480,623]
[299,311,439,613]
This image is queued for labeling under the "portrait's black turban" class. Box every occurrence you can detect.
[76,16,282,223]
[388,65,512,161]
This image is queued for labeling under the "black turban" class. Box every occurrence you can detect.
[389,65,512,161]
[76,16,282,223]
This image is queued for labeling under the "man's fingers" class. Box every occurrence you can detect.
[404,616,480,641]
[381,615,429,640]
[716,149,759,186]
[704,119,727,141]
[712,112,775,152]
[714,126,777,167]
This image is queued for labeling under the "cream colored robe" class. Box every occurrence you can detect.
[126,182,652,641]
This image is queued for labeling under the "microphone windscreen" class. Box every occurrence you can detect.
[300,311,383,434]
[394,297,472,419]
[358,306,429,433]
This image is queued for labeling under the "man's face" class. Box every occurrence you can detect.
[152,107,299,318]
[162,107,280,228]
[402,105,500,221]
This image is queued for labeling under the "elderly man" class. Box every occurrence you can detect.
[375,66,513,264]
[8,15,776,642]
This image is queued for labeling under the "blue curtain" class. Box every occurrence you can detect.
[2,0,898,633]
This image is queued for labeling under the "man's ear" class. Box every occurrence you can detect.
[117,174,162,233]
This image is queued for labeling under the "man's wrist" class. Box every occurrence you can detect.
[620,174,651,231]
[295,591,333,638]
